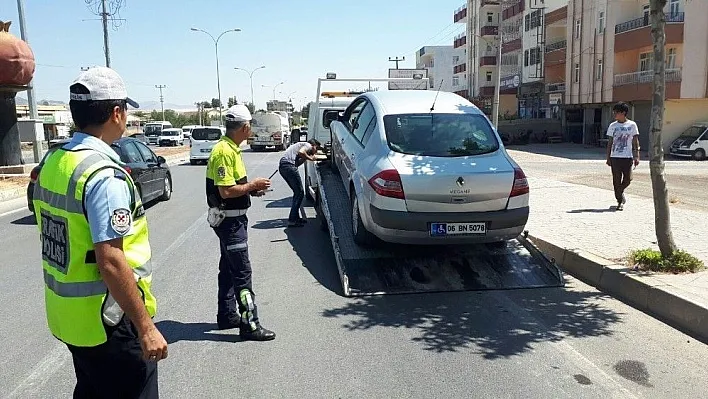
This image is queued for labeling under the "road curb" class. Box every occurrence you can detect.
[527,234,708,343]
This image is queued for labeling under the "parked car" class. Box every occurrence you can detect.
[189,126,224,165]
[182,125,199,139]
[158,128,184,147]
[669,122,708,161]
[329,90,529,246]
[27,137,171,213]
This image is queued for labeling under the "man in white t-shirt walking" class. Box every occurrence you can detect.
[278,139,321,227]
[605,101,640,211]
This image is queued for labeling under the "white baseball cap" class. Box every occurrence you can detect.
[69,66,139,108]
[225,103,252,122]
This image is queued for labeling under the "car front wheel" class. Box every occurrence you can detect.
[694,148,706,161]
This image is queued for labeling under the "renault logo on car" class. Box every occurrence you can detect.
[456,177,465,187]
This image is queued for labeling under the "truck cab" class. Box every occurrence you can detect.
[669,123,708,161]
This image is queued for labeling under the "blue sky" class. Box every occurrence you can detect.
[3,0,465,111]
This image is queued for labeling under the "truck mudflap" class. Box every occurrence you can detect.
[314,161,564,297]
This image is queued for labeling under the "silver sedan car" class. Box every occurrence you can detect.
[329,90,529,246]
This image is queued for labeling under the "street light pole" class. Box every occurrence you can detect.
[235,66,265,108]
[492,28,502,130]
[272,81,284,101]
[191,27,241,125]
[16,0,42,162]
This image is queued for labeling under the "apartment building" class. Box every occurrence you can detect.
[544,5,567,121]
[266,100,294,114]
[566,0,708,149]
[416,45,459,93]
[453,0,502,114]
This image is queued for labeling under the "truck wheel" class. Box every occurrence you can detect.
[351,193,375,246]
[693,149,706,161]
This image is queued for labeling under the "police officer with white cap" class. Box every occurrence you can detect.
[205,103,276,341]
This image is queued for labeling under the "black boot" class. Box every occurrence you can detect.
[217,315,240,330]
[240,325,276,341]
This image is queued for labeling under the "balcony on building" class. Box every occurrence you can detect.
[453,33,467,49]
[613,68,682,101]
[480,56,497,67]
[453,62,467,74]
[481,0,500,8]
[614,12,684,52]
[502,38,522,54]
[480,25,499,37]
[501,0,524,21]
[544,39,566,65]
[546,82,566,93]
[454,4,467,23]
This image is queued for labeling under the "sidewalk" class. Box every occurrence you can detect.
[526,176,708,341]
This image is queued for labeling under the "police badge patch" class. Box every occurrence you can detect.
[217,166,226,178]
[110,208,132,235]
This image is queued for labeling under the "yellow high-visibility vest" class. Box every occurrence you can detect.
[33,146,156,347]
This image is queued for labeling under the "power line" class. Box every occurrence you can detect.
[84,0,127,67]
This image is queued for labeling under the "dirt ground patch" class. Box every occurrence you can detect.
[153,146,189,158]
[0,176,29,191]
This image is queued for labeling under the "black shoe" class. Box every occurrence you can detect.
[240,325,276,341]
[617,203,624,211]
[217,317,240,330]
[297,217,308,224]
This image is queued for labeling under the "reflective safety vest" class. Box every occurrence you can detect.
[33,145,156,347]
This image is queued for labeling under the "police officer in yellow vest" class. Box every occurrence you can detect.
[206,103,276,341]
[33,67,167,398]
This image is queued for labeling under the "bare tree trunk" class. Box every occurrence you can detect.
[649,0,677,257]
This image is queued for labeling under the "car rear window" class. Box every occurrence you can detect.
[383,113,499,157]
[191,128,222,141]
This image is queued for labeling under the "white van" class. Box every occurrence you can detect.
[144,121,173,145]
[158,128,184,147]
[189,126,224,165]
[182,125,199,139]
[669,122,708,161]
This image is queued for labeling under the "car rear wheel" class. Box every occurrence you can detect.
[351,192,375,246]
[160,175,172,201]
[190,159,197,165]
[694,148,706,161]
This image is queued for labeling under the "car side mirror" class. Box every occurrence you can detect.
[157,156,166,165]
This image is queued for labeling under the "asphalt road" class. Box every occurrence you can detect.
[1,149,707,398]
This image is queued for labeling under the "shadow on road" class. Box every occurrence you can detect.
[11,214,36,225]
[251,218,290,230]
[155,320,241,344]
[567,207,617,213]
[264,197,292,209]
[320,286,623,358]
[284,217,342,295]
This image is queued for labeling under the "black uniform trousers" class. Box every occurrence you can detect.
[66,316,158,399]
[213,214,260,329]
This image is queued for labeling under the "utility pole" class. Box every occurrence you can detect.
[155,85,166,122]
[101,0,110,67]
[388,56,405,69]
[195,102,203,126]
[16,0,42,162]
[492,28,502,130]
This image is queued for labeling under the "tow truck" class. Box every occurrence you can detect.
[305,75,564,297]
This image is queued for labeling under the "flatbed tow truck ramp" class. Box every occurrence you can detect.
[313,161,564,297]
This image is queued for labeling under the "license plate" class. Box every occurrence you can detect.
[200,148,211,153]
[430,222,486,236]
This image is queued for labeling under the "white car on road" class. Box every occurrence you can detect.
[190,126,224,165]
[329,90,530,246]
[158,128,184,147]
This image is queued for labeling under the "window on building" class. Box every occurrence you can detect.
[598,11,605,34]
[574,63,580,83]
[666,48,677,69]
[575,19,581,38]
[525,14,530,31]
[670,0,679,16]
[596,59,604,80]
[639,52,653,71]
[524,50,529,66]
[486,71,493,82]
[487,44,493,53]
[453,55,460,64]
[453,76,460,86]
[487,12,494,23]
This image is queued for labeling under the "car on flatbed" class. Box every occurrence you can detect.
[329,90,530,246]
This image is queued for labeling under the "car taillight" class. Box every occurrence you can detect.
[509,167,529,197]
[368,169,405,199]
[30,168,39,182]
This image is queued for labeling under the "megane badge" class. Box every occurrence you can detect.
[456,177,465,187]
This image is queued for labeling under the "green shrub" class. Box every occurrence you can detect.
[629,249,705,273]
